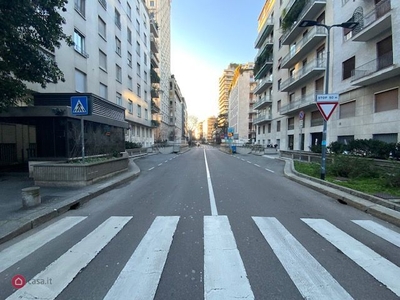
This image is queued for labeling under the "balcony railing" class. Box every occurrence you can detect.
[253,75,273,94]
[253,113,272,124]
[351,51,393,81]
[255,17,274,48]
[281,58,325,92]
[254,95,272,110]
[352,0,391,41]
[281,26,326,69]
[281,0,327,45]
[280,92,321,114]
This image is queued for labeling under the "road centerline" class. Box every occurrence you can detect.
[204,149,218,216]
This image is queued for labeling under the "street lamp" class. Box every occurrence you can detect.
[298,20,358,180]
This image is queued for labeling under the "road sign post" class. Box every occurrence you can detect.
[71,96,89,163]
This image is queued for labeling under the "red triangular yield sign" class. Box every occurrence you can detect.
[316,102,338,121]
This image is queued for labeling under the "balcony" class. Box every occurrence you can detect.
[281,58,325,92]
[151,100,160,114]
[255,17,274,49]
[150,19,159,38]
[253,95,272,110]
[281,0,327,46]
[255,37,274,60]
[254,57,273,80]
[280,92,321,115]
[351,51,400,86]
[151,53,159,68]
[352,0,391,42]
[253,75,273,95]
[150,36,159,53]
[253,113,272,125]
[281,26,326,69]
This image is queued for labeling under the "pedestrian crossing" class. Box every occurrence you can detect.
[1,215,400,299]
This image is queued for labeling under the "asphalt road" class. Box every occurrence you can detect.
[1,145,400,299]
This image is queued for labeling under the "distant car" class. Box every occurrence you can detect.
[196,142,200,147]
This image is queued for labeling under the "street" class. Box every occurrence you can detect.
[1,146,400,299]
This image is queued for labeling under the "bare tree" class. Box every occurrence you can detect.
[187,115,198,142]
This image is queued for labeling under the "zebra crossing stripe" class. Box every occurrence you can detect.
[352,220,400,248]
[253,217,352,300]
[302,218,400,297]
[204,216,254,300]
[0,216,87,273]
[104,216,179,300]
[7,216,131,300]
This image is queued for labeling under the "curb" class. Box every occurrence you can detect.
[282,158,400,227]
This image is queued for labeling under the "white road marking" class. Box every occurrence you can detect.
[0,217,86,273]
[164,160,168,163]
[104,216,179,300]
[7,217,131,300]
[158,163,163,166]
[204,216,254,300]
[303,218,400,297]
[247,161,252,164]
[148,167,154,171]
[352,220,400,248]
[254,164,261,167]
[253,217,352,300]
[241,159,245,161]
[204,149,218,216]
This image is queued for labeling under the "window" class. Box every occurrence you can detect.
[137,83,141,97]
[268,123,271,133]
[258,126,261,134]
[127,3,132,20]
[311,110,323,126]
[339,101,356,119]
[127,27,132,44]
[317,45,325,63]
[128,100,133,114]
[128,76,132,90]
[144,53,147,65]
[75,69,86,92]
[315,77,324,93]
[99,83,107,99]
[279,37,282,49]
[144,71,147,83]
[99,0,106,9]
[143,33,147,46]
[277,100,281,112]
[116,64,122,82]
[136,41,140,55]
[375,88,398,112]
[145,109,148,120]
[373,133,398,144]
[137,63,141,76]
[288,117,295,130]
[277,79,281,91]
[262,125,265,134]
[377,36,393,70]
[137,126,140,136]
[277,120,281,132]
[143,14,147,28]
[137,104,141,117]
[116,92,122,106]
[99,50,107,71]
[127,51,132,67]
[342,56,355,80]
[75,0,85,16]
[115,37,121,55]
[338,135,354,144]
[98,17,106,39]
[136,19,140,33]
[144,90,148,102]
[150,0,154,6]
[115,9,121,29]
[73,30,86,56]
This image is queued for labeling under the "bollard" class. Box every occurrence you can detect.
[21,187,41,208]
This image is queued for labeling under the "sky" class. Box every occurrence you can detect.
[170,0,266,121]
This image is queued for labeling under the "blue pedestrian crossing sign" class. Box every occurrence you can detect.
[71,96,89,116]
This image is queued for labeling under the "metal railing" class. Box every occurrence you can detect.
[353,0,391,36]
[351,51,393,81]
[280,92,321,114]
[281,58,325,90]
[254,95,272,110]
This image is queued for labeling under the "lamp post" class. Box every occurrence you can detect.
[298,20,358,180]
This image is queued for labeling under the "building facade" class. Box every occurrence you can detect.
[228,63,257,143]
[146,0,172,142]
[218,64,237,131]
[254,0,399,151]
[202,117,217,142]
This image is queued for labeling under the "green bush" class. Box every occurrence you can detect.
[125,141,142,149]
[309,145,322,153]
[328,155,379,179]
[328,139,397,160]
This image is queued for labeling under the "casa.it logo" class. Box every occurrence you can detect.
[12,274,26,289]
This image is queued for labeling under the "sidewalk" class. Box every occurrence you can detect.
[1,149,399,246]
[0,160,140,245]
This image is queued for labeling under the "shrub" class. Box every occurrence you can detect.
[328,155,379,179]
[125,141,142,149]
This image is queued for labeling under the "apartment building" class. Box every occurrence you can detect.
[228,63,257,143]
[202,116,217,142]
[0,0,156,165]
[254,0,399,151]
[146,0,172,142]
[218,64,237,131]
[169,75,186,142]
